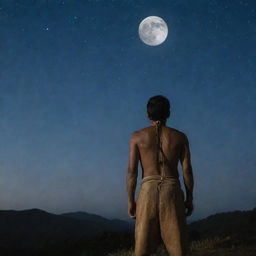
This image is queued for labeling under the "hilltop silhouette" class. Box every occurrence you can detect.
[0,207,255,255]
[189,207,256,245]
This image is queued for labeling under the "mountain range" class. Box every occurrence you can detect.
[0,208,132,251]
[0,207,255,255]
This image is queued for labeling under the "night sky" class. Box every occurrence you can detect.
[0,0,255,222]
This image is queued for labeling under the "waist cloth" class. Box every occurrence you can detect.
[135,175,189,256]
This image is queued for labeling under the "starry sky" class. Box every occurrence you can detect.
[0,0,255,222]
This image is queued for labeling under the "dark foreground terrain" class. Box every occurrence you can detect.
[109,246,256,256]
[0,207,255,255]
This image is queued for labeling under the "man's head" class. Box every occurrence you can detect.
[147,95,171,122]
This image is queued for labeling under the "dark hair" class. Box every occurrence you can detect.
[147,95,170,122]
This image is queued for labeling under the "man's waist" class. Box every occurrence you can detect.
[141,175,180,185]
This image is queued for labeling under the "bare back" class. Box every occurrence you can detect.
[134,125,186,179]
[127,121,194,218]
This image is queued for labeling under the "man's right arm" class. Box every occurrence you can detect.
[126,132,140,219]
[180,134,194,215]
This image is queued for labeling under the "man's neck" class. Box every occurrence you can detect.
[150,120,166,126]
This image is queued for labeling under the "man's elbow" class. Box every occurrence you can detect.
[127,168,138,179]
[183,166,193,177]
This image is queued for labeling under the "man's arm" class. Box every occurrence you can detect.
[126,132,140,219]
[180,134,194,215]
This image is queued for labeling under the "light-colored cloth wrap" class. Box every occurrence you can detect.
[135,175,189,256]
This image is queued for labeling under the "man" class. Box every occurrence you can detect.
[126,95,194,256]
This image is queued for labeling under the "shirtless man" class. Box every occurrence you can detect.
[126,95,194,256]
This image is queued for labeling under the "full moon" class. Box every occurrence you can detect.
[138,16,168,46]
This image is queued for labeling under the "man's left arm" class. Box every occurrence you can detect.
[126,132,140,219]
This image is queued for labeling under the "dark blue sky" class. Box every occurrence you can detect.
[0,0,255,222]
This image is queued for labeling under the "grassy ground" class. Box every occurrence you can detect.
[191,247,256,256]
[108,247,256,256]
[108,236,256,256]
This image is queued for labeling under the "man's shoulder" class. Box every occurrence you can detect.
[131,125,152,135]
[131,126,187,138]
[130,127,146,138]
[129,126,150,141]
[129,129,141,140]
[168,127,187,138]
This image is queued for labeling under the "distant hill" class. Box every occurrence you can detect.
[61,211,133,231]
[0,208,95,249]
[62,211,109,222]
[0,208,132,253]
[0,207,255,255]
[188,207,256,242]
